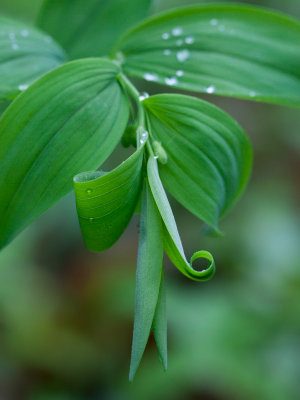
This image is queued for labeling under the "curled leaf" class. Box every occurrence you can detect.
[147,156,215,281]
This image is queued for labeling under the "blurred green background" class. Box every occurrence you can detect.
[0,0,299,399]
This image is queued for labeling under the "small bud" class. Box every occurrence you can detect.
[152,141,168,164]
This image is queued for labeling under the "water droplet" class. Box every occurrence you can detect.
[89,217,94,223]
[143,73,158,82]
[154,155,159,160]
[12,43,19,50]
[139,92,149,101]
[249,91,256,97]
[18,84,29,91]
[165,77,178,86]
[205,85,215,94]
[21,29,29,37]
[218,25,225,32]
[176,49,190,62]
[162,32,170,40]
[210,18,218,26]
[172,27,183,36]
[163,49,171,55]
[176,70,184,77]
[176,39,183,46]
[86,189,93,195]
[9,32,15,40]
[185,36,195,44]
[229,29,236,35]
[137,127,148,147]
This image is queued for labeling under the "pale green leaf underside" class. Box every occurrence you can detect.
[148,157,215,282]
[37,0,152,59]
[114,4,300,107]
[73,137,146,252]
[130,181,166,381]
[0,58,129,249]
[144,94,252,231]
[0,16,66,98]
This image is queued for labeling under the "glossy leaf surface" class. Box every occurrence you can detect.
[73,136,146,252]
[144,94,252,231]
[148,157,215,282]
[130,181,165,381]
[115,4,300,106]
[37,0,152,59]
[0,58,129,248]
[0,16,66,98]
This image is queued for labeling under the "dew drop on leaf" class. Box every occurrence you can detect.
[163,49,171,55]
[143,73,158,82]
[176,49,190,62]
[210,18,218,26]
[18,84,29,91]
[165,77,178,86]
[176,70,184,77]
[185,36,195,44]
[206,85,215,93]
[172,27,183,36]
[162,33,170,40]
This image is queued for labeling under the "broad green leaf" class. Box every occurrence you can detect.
[148,156,215,282]
[0,16,66,98]
[0,58,129,249]
[113,4,300,107]
[73,132,147,252]
[130,180,164,381]
[37,0,152,59]
[144,94,252,231]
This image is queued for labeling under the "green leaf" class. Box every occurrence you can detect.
[37,0,152,59]
[73,132,146,252]
[147,156,215,282]
[114,4,300,107]
[152,269,167,371]
[0,16,66,98]
[130,180,164,381]
[0,58,129,249]
[144,94,252,231]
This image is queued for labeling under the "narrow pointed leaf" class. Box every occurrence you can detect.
[130,180,164,381]
[37,0,152,59]
[152,269,167,371]
[73,138,146,252]
[0,16,66,98]
[148,156,215,282]
[0,58,129,248]
[144,94,252,231]
[114,4,300,107]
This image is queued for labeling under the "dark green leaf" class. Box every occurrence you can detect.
[144,94,252,231]
[148,156,215,282]
[0,58,129,248]
[130,180,164,381]
[114,4,300,107]
[73,132,146,252]
[0,16,66,98]
[37,0,152,59]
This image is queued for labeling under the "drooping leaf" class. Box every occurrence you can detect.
[152,268,167,371]
[148,156,215,282]
[0,58,129,249]
[130,180,165,381]
[73,131,147,252]
[37,0,152,59]
[113,4,300,107]
[0,16,66,98]
[144,94,252,231]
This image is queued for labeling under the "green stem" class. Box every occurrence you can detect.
[119,73,145,128]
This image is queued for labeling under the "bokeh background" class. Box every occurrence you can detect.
[0,0,299,399]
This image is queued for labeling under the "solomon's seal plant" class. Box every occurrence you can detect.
[0,1,299,380]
